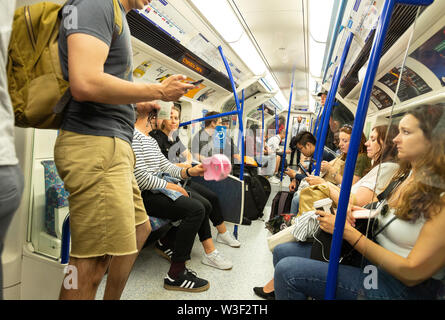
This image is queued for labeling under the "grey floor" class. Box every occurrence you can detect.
[95,175,292,300]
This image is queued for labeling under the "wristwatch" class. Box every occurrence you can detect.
[186,167,192,177]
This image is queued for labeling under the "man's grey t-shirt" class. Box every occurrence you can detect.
[58,0,135,144]
[191,128,240,162]
[0,0,18,166]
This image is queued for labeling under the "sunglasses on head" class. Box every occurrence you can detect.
[341,124,353,130]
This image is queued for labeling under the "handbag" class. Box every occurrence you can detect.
[298,183,332,215]
[309,174,407,267]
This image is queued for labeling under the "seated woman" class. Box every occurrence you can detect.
[132,103,233,293]
[306,124,371,187]
[327,124,399,207]
[254,124,399,299]
[285,124,370,215]
[274,105,445,300]
[149,105,241,247]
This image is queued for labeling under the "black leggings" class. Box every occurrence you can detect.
[186,180,224,227]
[142,190,212,263]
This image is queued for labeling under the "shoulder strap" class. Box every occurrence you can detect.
[112,0,123,36]
[377,174,407,201]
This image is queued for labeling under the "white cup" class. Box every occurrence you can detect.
[313,198,334,214]
[157,100,173,120]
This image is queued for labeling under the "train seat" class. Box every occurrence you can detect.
[41,160,170,237]
[41,160,70,238]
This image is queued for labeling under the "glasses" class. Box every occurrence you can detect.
[341,124,353,130]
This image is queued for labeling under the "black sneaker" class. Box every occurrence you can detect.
[155,240,174,262]
[164,268,210,292]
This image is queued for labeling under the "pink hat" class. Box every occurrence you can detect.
[201,154,232,181]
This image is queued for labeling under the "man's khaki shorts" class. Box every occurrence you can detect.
[54,130,149,258]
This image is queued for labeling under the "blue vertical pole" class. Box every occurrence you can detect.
[218,45,245,239]
[313,104,323,135]
[256,104,265,167]
[279,68,296,181]
[324,0,434,300]
[237,89,245,152]
[314,31,354,176]
[313,66,337,175]
[322,0,349,84]
[275,107,279,134]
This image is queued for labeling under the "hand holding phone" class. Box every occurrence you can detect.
[298,163,310,177]
[190,79,204,86]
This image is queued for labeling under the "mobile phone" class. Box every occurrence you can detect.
[187,191,192,197]
[190,79,204,86]
[297,163,310,177]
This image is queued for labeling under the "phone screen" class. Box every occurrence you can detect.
[298,163,309,177]
[190,79,204,85]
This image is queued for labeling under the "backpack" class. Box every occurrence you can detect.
[7,0,123,129]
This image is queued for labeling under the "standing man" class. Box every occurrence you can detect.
[289,115,307,166]
[0,0,24,300]
[56,0,194,300]
[266,129,291,184]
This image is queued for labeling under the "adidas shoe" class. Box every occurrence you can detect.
[201,249,233,270]
[216,231,241,248]
[164,268,210,292]
[155,240,174,262]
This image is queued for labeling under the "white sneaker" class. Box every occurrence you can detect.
[269,176,281,184]
[216,231,241,248]
[201,249,233,270]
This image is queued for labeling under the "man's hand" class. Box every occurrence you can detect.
[166,182,188,197]
[160,75,195,101]
[289,179,297,192]
[136,101,161,117]
[285,168,296,179]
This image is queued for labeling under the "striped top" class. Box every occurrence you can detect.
[132,129,182,191]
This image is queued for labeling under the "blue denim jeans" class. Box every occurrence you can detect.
[290,191,300,214]
[273,242,444,300]
[0,165,24,300]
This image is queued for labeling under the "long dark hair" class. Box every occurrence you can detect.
[390,104,445,221]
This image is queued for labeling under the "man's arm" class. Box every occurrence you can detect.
[67,33,194,104]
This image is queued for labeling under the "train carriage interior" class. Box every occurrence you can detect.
[2,0,445,301]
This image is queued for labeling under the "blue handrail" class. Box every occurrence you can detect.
[313,67,337,175]
[275,107,279,134]
[218,46,245,181]
[179,110,238,128]
[322,0,349,84]
[314,31,354,176]
[313,104,323,136]
[61,215,70,264]
[218,45,247,239]
[324,0,434,300]
[256,105,265,167]
[279,68,296,181]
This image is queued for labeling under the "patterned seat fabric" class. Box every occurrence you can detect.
[41,160,69,237]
